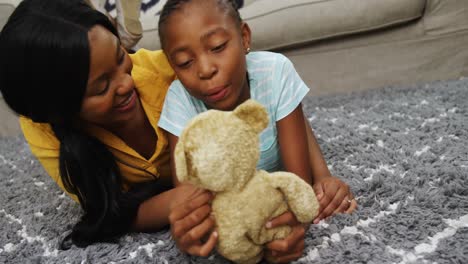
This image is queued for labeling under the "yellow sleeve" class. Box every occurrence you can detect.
[129,49,175,84]
[19,116,79,202]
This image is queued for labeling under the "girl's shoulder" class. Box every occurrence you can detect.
[247,51,292,75]
[247,51,290,64]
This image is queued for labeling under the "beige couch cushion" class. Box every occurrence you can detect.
[423,0,468,35]
[242,0,427,50]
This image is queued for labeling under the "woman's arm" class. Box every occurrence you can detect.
[132,183,215,232]
[132,132,193,232]
[19,117,79,202]
[132,132,218,254]
[133,186,187,231]
[149,131,218,257]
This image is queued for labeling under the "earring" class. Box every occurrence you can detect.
[246,47,251,54]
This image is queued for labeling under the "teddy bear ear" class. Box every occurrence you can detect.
[174,139,188,183]
[233,99,269,133]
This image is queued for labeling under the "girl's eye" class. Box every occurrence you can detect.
[212,42,227,52]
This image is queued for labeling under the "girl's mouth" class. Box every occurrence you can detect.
[205,85,229,103]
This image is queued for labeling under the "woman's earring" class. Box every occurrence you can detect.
[246,47,251,54]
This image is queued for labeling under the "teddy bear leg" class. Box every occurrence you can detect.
[253,203,292,243]
[236,251,263,264]
[260,225,291,242]
[218,231,264,264]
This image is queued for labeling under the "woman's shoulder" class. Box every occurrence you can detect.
[130,49,176,109]
[129,49,166,67]
[19,116,59,150]
[130,49,175,83]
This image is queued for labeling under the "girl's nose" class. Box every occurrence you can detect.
[197,56,217,79]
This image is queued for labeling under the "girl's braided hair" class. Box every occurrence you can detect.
[158,0,242,47]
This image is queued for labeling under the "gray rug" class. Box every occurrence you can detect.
[1,78,467,263]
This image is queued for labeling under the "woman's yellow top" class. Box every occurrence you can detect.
[19,49,176,202]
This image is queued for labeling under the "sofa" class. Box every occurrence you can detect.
[241,0,468,95]
[137,0,468,96]
[0,0,16,31]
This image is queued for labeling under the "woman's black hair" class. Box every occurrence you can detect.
[158,0,242,48]
[0,0,164,248]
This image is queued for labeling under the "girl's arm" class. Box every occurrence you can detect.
[277,103,318,184]
[303,113,333,181]
[303,119,358,222]
[266,54,356,262]
[277,104,357,223]
[267,108,311,263]
[168,133,183,186]
[277,103,332,183]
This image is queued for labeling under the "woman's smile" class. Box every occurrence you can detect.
[115,89,137,112]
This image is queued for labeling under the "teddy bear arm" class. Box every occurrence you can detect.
[266,172,319,223]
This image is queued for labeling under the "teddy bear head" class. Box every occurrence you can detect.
[174,100,269,192]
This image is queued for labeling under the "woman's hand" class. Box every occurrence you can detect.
[169,185,218,257]
[264,211,308,263]
[312,176,357,224]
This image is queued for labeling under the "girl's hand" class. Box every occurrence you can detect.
[312,176,357,224]
[169,185,218,257]
[264,211,308,263]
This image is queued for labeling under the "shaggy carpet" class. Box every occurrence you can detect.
[1,79,467,263]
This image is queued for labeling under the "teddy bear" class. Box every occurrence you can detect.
[174,99,319,264]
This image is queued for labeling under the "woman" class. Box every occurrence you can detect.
[0,0,213,248]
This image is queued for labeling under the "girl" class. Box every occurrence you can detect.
[0,0,209,248]
[157,0,358,262]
